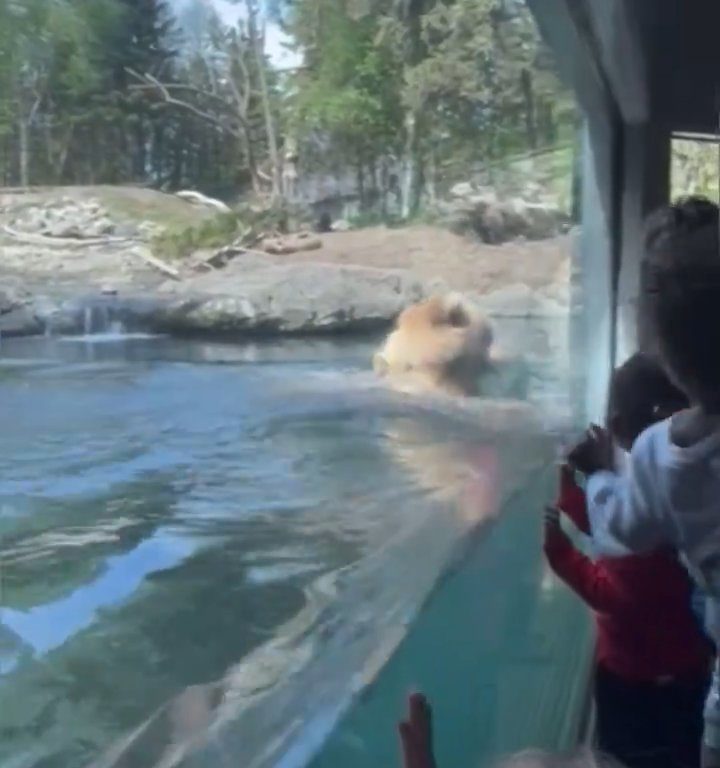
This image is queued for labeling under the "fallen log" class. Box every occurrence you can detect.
[2,224,132,248]
[262,235,322,255]
[129,247,181,280]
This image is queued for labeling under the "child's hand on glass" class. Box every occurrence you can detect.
[398,693,436,768]
[567,425,613,475]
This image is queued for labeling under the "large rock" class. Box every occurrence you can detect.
[473,283,566,318]
[0,284,43,336]
[438,186,569,244]
[155,257,439,335]
[10,198,119,239]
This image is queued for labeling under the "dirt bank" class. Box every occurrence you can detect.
[293,225,570,295]
[0,186,572,337]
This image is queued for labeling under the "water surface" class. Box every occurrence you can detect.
[0,331,567,768]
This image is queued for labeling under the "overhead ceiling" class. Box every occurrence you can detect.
[592,0,720,133]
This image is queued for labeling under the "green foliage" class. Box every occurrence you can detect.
[0,0,579,219]
[151,212,241,260]
[283,0,577,217]
[289,0,403,168]
[672,139,720,202]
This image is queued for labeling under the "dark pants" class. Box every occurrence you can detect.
[594,663,708,768]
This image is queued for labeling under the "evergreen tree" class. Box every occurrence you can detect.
[0,0,577,205]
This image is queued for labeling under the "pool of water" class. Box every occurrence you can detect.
[0,329,578,768]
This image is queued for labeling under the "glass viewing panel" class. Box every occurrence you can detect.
[0,1,605,766]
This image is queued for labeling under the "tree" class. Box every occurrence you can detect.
[282,0,572,219]
[0,0,575,211]
[287,0,403,210]
[0,0,105,186]
[129,0,285,199]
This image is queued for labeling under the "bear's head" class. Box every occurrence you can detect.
[373,293,494,397]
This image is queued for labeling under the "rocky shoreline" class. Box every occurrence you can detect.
[0,260,437,339]
[0,187,572,341]
[0,256,569,340]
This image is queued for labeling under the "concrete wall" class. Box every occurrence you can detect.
[616,124,671,362]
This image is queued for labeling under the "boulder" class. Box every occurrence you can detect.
[473,284,566,318]
[47,220,83,239]
[0,284,30,315]
[9,198,126,240]
[154,258,437,335]
[450,181,475,199]
[85,217,117,237]
[0,284,42,336]
[0,306,43,336]
[437,185,568,244]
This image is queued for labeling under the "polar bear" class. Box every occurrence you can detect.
[373,293,495,397]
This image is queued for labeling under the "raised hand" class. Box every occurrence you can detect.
[398,693,437,768]
[567,425,613,476]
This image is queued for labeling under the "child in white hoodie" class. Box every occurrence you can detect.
[570,197,720,768]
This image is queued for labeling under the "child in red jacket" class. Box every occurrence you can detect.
[545,354,712,768]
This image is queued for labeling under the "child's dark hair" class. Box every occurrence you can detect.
[644,196,720,406]
[610,352,689,444]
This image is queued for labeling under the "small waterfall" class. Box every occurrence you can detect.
[83,306,93,336]
[80,304,126,339]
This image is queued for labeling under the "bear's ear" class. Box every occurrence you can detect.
[446,303,470,328]
[373,353,389,376]
[443,293,473,328]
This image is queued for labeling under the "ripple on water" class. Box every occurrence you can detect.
[0,333,567,768]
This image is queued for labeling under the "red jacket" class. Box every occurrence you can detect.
[545,475,712,683]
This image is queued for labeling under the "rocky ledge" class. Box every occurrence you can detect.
[0,188,571,340]
[1,256,568,340]
[153,256,438,335]
[0,257,441,338]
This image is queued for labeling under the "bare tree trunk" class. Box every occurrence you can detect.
[368,155,377,195]
[56,126,74,182]
[401,110,423,219]
[356,157,365,210]
[380,158,389,218]
[172,133,184,189]
[242,132,262,194]
[135,119,147,180]
[152,123,164,185]
[18,119,30,187]
[246,0,283,201]
[46,122,75,183]
[426,144,437,205]
[520,68,537,150]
